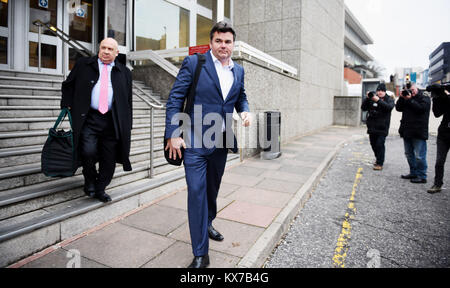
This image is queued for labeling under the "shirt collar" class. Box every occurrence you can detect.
[210,50,234,70]
[98,58,115,67]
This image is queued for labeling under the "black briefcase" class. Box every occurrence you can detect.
[41,108,78,177]
[164,53,205,166]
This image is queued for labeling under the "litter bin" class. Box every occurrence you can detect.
[261,111,282,160]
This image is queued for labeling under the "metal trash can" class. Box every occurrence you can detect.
[261,111,282,160]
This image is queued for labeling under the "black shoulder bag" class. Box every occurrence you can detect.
[164,53,206,166]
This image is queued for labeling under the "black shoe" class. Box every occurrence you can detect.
[84,183,96,197]
[188,255,210,268]
[401,174,417,179]
[95,191,112,203]
[427,185,442,194]
[208,226,224,242]
[410,177,427,184]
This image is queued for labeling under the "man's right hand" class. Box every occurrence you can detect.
[165,137,186,160]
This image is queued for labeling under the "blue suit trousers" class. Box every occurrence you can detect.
[184,147,228,257]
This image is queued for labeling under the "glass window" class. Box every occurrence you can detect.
[107,0,127,46]
[197,0,213,10]
[0,0,8,28]
[69,0,93,43]
[197,14,213,45]
[135,0,189,51]
[68,48,85,71]
[29,41,57,69]
[0,36,7,64]
[29,0,58,35]
[225,0,231,19]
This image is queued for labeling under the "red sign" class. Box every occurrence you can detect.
[189,45,210,56]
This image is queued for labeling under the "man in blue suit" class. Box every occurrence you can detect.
[165,22,250,268]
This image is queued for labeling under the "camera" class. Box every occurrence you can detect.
[426,83,450,98]
[401,82,412,97]
[401,89,412,97]
[368,91,377,99]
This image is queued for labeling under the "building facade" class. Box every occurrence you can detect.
[429,42,450,84]
[0,0,232,75]
[343,5,374,82]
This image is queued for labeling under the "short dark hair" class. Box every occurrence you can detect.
[209,21,236,42]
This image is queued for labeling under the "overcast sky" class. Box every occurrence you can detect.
[345,0,450,80]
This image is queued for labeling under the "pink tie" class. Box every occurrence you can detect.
[98,63,109,114]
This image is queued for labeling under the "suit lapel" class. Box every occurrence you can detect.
[203,51,223,99]
[225,66,238,103]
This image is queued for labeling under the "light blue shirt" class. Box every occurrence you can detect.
[91,59,114,111]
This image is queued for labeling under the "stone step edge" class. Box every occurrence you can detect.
[0,168,187,243]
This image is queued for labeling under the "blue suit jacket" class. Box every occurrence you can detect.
[165,51,250,155]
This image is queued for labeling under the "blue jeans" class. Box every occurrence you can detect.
[403,138,428,179]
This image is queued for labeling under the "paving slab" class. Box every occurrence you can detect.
[64,223,176,268]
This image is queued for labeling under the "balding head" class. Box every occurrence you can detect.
[98,38,119,64]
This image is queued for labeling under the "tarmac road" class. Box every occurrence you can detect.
[266,135,450,268]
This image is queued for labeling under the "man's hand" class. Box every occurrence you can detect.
[372,96,380,102]
[241,112,251,127]
[165,137,186,160]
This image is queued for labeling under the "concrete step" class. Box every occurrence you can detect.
[0,125,165,149]
[0,106,166,118]
[0,76,63,88]
[0,157,167,219]
[0,153,240,267]
[0,135,165,185]
[0,114,165,132]
[0,138,166,169]
[0,85,62,96]
[0,70,64,81]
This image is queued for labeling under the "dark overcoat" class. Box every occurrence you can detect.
[395,91,431,140]
[60,56,133,171]
[361,95,395,136]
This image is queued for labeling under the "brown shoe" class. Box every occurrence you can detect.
[373,165,383,171]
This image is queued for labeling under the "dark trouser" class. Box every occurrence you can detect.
[434,137,450,186]
[79,109,118,192]
[369,134,386,166]
[403,137,428,180]
[184,147,228,257]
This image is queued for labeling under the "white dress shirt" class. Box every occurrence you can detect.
[91,59,114,111]
[210,51,235,132]
[210,51,234,101]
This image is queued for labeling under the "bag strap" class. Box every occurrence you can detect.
[53,108,73,130]
[184,53,206,115]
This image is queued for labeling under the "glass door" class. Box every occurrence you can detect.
[27,0,62,73]
[105,0,128,54]
[63,0,96,73]
[0,0,10,69]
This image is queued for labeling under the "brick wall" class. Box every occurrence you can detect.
[344,67,362,84]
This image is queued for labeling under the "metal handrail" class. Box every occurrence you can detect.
[133,83,164,108]
[132,85,165,179]
[33,20,94,58]
[128,49,180,78]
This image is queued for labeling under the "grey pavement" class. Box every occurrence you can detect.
[13,126,367,268]
[267,135,450,268]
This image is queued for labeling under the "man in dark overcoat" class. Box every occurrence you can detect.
[61,38,133,202]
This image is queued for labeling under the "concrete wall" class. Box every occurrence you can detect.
[333,96,361,127]
[234,0,345,140]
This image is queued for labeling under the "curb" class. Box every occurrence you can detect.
[237,134,365,268]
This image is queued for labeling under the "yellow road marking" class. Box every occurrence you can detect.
[332,167,363,268]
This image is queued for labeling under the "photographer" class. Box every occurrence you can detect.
[427,84,450,194]
[361,83,395,170]
[396,82,431,184]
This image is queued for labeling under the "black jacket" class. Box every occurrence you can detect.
[361,95,395,136]
[432,94,450,142]
[395,91,431,140]
[61,56,133,171]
